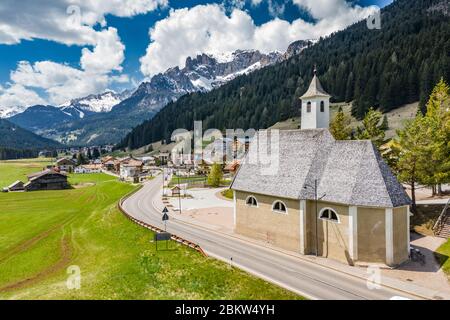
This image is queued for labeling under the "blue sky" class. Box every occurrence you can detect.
[0,0,392,111]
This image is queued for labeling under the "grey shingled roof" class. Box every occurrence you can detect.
[231,129,411,208]
[300,74,331,99]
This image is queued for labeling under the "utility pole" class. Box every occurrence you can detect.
[303,179,325,258]
[314,179,318,257]
[177,175,182,214]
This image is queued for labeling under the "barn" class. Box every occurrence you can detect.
[24,170,70,191]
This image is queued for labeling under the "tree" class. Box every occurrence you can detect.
[380,115,389,131]
[76,152,87,166]
[329,107,352,140]
[207,163,223,187]
[395,115,427,213]
[421,78,450,195]
[355,108,386,147]
[92,148,100,159]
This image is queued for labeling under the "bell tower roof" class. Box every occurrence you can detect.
[300,68,331,99]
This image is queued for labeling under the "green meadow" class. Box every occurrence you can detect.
[0,159,301,299]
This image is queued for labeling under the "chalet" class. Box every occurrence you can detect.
[119,158,143,179]
[24,170,69,191]
[56,158,76,173]
[230,70,411,267]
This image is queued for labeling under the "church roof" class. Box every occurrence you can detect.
[230,129,411,208]
[300,73,331,99]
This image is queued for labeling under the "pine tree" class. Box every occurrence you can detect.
[355,108,386,147]
[395,115,427,213]
[380,115,389,131]
[421,78,450,195]
[92,148,100,159]
[329,107,352,140]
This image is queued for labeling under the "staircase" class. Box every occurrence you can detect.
[433,199,450,238]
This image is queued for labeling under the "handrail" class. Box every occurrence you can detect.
[433,198,450,234]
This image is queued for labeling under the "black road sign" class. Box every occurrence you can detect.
[162,213,169,221]
[162,206,169,213]
[155,232,171,241]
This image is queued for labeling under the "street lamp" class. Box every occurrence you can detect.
[303,179,326,257]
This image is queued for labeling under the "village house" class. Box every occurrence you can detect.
[55,158,76,173]
[24,170,70,191]
[74,164,102,174]
[119,158,144,180]
[230,70,411,267]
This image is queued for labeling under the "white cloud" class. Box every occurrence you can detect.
[140,2,377,76]
[0,0,166,109]
[0,84,46,109]
[0,0,168,46]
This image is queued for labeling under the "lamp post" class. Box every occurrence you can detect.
[303,179,326,257]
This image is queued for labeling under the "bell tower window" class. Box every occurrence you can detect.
[306,102,311,113]
[320,101,325,112]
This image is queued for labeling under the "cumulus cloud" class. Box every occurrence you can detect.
[0,84,47,109]
[0,0,165,109]
[140,2,377,76]
[0,0,168,46]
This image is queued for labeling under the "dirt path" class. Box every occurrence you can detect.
[0,214,76,264]
[0,231,73,293]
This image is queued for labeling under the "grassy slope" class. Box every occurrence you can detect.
[0,158,52,187]
[270,102,419,139]
[0,164,300,299]
[436,240,450,278]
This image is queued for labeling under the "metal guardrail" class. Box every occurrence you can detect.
[432,198,450,235]
[117,185,207,256]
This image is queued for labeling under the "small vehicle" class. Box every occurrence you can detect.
[410,248,426,266]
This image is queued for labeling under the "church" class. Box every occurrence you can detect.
[230,70,411,267]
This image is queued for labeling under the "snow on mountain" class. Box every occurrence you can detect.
[59,90,132,118]
[0,105,27,119]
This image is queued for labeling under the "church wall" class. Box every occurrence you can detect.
[357,207,386,263]
[393,206,409,265]
[235,191,301,252]
[305,201,352,264]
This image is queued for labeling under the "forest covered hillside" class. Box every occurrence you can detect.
[117,0,450,150]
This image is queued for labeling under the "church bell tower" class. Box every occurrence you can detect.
[300,67,331,129]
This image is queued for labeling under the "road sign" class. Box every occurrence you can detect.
[155,232,171,241]
[162,213,169,221]
[162,206,169,213]
[155,232,171,251]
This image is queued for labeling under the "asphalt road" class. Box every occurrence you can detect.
[122,175,419,300]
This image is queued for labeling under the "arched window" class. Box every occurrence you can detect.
[306,101,312,113]
[320,101,325,112]
[272,201,287,214]
[246,196,258,207]
[319,208,340,223]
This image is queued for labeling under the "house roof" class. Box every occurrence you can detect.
[7,180,23,189]
[121,158,143,167]
[230,129,411,208]
[300,73,331,99]
[27,169,67,181]
[56,158,75,165]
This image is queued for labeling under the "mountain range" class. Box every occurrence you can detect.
[5,41,312,146]
[0,119,62,150]
[116,0,450,150]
